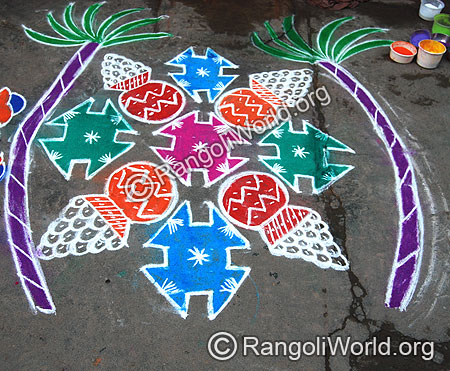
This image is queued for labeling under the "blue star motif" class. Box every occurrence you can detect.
[187,246,210,266]
[166,47,239,103]
[141,201,250,320]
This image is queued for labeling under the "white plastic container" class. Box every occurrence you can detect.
[419,0,445,21]
[389,41,417,63]
[417,39,447,68]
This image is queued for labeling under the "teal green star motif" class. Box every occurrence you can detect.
[258,120,354,194]
[39,98,136,180]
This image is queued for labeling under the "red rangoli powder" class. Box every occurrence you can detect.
[394,47,414,56]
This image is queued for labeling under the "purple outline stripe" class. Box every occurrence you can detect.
[5,42,100,313]
[319,61,423,310]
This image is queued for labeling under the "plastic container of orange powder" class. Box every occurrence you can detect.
[417,39,447,68]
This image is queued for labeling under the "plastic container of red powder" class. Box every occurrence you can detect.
[390,41,418,63]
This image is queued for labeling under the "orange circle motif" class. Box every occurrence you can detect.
[217,88,277,129]
[106,162,177,223]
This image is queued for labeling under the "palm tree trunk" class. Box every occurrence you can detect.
[318,60,424,311]
[5,42,100,313]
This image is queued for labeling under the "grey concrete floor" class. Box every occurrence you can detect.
[0,0,449,370]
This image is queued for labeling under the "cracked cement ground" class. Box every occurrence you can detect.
[0,0,449,370]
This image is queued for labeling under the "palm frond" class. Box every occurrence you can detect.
[337,39,393,62]
[95,8,144,40]
[253,15,392,65]
[23,26,86,46]
[251,32,317,63]
[103,17,167,41]
[82,2,106,38]
[63,3,89,39]
[316,17,352,58]
[47,12,86,41]
[101,32,172,47]
[263,21,312,58]
[332,27,388,61]
[23,3,172,48]
[282,16,323,58]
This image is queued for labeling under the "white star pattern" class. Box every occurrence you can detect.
[99,153,112,164]
[315,132,329,141]
[170,120,184,130]
[220,278,238,293]
[192,141,209,152]
[48,150,63,161]
[292,145,310,159]
[216,161,230,173]
[196,67,210,77]
[322,170,336,181]
[187,246,210,267]
[213,124,232,135]
[110,115,122,125]
[218,225,235,239]
[62,111,80,123]
[213,56,225,65]
[271,163,287,174]
[177,79,191,87]
[167,218,184,234]
[174,54,188,63]
[84,131,101,144]
[165,155,177,166]
[213,81,225,91]
[271,128,284,139]
[160,279,182,295]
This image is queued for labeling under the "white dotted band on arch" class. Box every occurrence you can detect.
[249,69,313,107]
[101,53,152,91]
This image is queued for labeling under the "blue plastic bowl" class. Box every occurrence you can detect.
[410,29,432,47]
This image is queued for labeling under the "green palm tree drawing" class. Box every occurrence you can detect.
[5,2,172,314]
[252,16,423,311]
